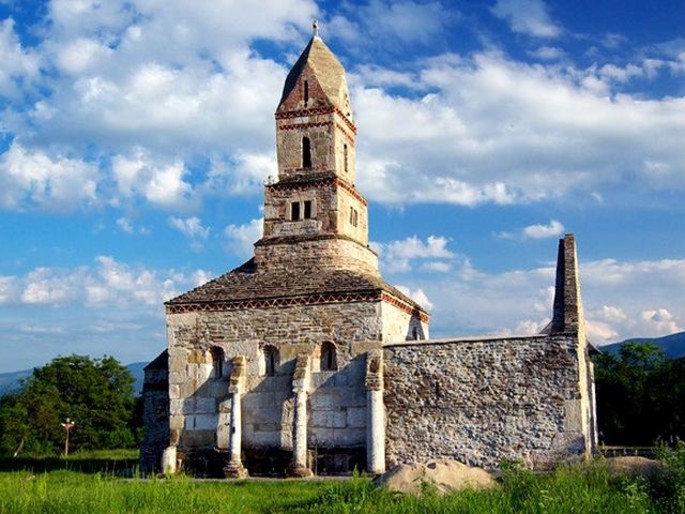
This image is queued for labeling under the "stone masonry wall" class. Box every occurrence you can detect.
[166,301,384,457]
[383,335,590,470]
[254,237,379,275]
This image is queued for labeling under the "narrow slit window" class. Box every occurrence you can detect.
[302,137,312,168]
[263,346,279,376]
[291,201,301,221]
[211,346,224,378]
[344,144,348,173]
[304,80,309,105]
[303,200,312,219]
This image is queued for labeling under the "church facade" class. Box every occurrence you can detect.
[141,31,596,477]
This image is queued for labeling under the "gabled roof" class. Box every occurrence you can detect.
[277,35,349,113]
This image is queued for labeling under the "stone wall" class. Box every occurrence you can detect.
[383,335,592,470]
[166,301,384,464]
[254,236,379,275]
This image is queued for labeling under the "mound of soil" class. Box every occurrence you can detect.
[376,459,496,495]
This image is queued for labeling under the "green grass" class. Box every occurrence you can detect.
[1,452,683,513]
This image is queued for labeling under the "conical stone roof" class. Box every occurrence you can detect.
[277,34,350,116]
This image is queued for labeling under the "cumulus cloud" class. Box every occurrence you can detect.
[224,218,263,258]
[354,49,685,207]
[112,149,195,209]
[0,18,40,98]
[169,216,210,239]
[491,0,561,38]
[499,219,565,240]
[0,142,98,211]
[375,235,455,273]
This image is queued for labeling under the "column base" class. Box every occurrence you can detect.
[286,464,313,478]
[223,460,249,479]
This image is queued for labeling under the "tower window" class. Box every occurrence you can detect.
[349,207,358,227]
[304,80,309,106]
[344,144,348,173]
[291,200,314,221]
[302,137,312,168]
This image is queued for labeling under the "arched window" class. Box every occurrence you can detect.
[262,345,279,376]
[210,346,224,378]
[320,342,337,371]
[302,137,312,168]
[304,80,309,105]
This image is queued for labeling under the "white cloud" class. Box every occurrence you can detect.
[0,142,98,211]
[0,18,40,98]
[169,216,210,239]
[523,219,564,239]
[375,235,455,273]
[640,308,681,336]
[491,0,561,38]
[353,50,685,207]
[112,149,194,209]
[0,276,17,304]
[395,285,433,311]
[499,219,565,240]
[224,218,263,258]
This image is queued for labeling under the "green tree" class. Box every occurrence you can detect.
[595,342,685,445]
[0,355,138,456]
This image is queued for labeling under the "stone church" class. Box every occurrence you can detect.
[141,28,596,477]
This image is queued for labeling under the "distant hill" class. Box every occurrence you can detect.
[0,362,148,396]
[601,331,685,359]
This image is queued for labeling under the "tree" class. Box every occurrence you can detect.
[595,342,685,446]
[0,355,138,456]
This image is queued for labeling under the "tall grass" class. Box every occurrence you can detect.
[4,449,685,513]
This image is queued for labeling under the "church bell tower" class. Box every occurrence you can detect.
[255,23,378,275]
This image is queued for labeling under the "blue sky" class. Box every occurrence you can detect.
[1,0,684,372]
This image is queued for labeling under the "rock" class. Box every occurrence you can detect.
[376,459,496,495]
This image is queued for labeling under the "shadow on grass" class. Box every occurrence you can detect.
[0,456,138,475]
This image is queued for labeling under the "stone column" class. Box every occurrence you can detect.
[224,355,248,478]
[365,349,385,474]
[288,354,313,477]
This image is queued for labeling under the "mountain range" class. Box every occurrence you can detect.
[598,331,685,359]
[0,362,147,396]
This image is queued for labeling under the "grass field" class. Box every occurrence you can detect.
[1,449,684,513]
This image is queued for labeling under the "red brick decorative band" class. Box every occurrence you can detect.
[280,121,333,131]
[166,291,380,314]
[267,177,368,206]
[275,107,357,134]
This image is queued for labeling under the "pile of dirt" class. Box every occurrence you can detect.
[604,456,666,478]
[376,459,496,495]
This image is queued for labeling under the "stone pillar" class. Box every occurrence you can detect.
[224,356,248,478]
[365,349,385,474]
[161,445,177,475]
[288,354,313,477]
